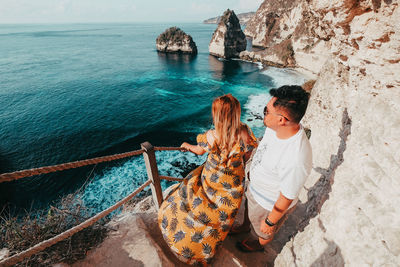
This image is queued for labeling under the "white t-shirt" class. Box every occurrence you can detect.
[249,125,312,211]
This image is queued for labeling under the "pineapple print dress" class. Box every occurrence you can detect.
[158,125,257,265]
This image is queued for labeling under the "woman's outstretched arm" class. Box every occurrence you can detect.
[181,142,206,155]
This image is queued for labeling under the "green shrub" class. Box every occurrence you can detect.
[156,27,188,44]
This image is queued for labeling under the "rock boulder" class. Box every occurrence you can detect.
[156,27,197,55]
[209,9,247,59]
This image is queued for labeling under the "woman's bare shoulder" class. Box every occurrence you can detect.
[206,130,216,147]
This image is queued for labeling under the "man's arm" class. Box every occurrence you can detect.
[260,192,293,235]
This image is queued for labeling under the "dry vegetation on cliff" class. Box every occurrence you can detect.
[0,193,109,266]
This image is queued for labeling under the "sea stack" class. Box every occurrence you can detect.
[156,27,197,54]
[209,9,247,59]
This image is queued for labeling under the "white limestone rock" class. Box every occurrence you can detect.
[209,9,247,59]
[0,248,10,261]
[246,0,400,265]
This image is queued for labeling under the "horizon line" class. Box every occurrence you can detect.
[0,21,213,25]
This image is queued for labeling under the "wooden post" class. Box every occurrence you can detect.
[141,142,163,209]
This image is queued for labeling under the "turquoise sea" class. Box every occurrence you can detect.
[0,23,307,213]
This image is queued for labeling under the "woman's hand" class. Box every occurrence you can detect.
[180,142,191,152]
[180,142,206,155]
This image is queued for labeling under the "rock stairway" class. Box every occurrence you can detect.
[63,195,306,267]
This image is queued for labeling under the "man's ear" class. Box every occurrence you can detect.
[278,116,285,125]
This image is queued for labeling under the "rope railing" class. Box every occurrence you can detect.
[0,149,144,183]
[159,175,184,182]
[0,179,152,267]
[154,146,186,151]
[0,146,185,183]
[0,143,187,266]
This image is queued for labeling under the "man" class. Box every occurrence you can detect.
[235,85,312,252]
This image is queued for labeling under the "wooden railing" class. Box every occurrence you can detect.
[0,142,185,266]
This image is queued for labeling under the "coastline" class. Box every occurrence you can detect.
[236,56,317,81]
[292,66,318,80]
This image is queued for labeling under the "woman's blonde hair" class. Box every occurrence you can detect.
[212,94,241,153]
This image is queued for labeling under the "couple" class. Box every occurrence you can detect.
[158,85,312,266]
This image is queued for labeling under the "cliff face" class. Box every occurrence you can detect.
[246,0,400,265]
[209,9,247,59]
[243,0,328,72]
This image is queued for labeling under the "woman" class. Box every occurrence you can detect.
[158,94,257,265]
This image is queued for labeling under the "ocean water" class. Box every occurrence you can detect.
[0,23,307,213]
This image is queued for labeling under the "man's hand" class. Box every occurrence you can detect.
[260,219,276,236]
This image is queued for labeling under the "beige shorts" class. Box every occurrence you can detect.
[245,188,295,240]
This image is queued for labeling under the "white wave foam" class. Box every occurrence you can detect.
[242,93,270,138]
[155,88,182,97]
[261,67,307,88]
[80,150,206,214]
[234,58,264,70]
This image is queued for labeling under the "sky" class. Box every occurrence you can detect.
[0,0,264,24]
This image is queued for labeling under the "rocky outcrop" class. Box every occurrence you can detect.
[243,0,400,265]
[209,9,247,59]
[242,0,330,71]
[240,38,295,67]
[156,27,197,54]
[203,12,256,26]
[244,0,300,47]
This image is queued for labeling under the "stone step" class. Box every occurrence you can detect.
[67,210,270,266]
[135,211,272,267]
[59,195,303,266]
[68,214,175,267]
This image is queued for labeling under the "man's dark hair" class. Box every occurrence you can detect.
[269,85,310,123]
